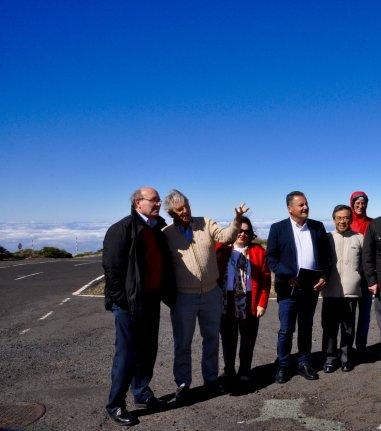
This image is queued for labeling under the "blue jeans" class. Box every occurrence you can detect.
[106,300,160,412]
[277,291,319,368]
[171,286,223,386]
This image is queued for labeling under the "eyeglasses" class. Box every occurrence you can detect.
[335,216,351,222]
[140,198,162,204]
[238,229,251,235]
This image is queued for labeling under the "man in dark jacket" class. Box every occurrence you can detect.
[266,191,331,384]
[103,187,176,426]
[362,216,381,357]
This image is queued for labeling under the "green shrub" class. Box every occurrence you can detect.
[0,246,13,260]
[13,248,41,259]
[75,251,99,257]
[40,247,72,258]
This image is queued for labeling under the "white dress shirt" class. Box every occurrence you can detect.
[290,217,316,272]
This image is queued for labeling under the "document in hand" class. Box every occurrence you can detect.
[297,268,323,289]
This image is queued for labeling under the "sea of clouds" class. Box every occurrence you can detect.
[0,222,109,254]
[0,219,335,254]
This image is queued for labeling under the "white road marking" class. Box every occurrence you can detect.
[38,311,53,320]
[12,260,64,267]
[0,265,11,269]
[246,398,344,431]
[74,262,96,267]
[20,328,31,335]
[72,275,104,295]
[11,259,100,267]
[59,298,71,305]
[15,272,43,280]
[377,425,381,430]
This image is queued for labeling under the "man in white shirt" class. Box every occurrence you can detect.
[266,191,331,384]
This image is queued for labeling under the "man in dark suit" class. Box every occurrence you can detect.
[362,215,381,358]
[266,191,330,383]
[103,187,176,426]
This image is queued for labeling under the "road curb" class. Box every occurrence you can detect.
[72,274,104,296]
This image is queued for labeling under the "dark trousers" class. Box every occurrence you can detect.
[220,291,259,376]
[322,297,357,364]
[277,290,319,368]
[355,277,373,350]
[106,299,160,412]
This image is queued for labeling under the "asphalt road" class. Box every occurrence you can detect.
[0,258,380,431]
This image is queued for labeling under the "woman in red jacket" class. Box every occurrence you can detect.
[216,216,271,383]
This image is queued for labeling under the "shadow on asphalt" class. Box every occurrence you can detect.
[130,342,381,417]
[356,342,381,364]
[131,384,228,417]
[131,359,279,416]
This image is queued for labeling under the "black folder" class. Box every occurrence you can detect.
[297,268,323,289]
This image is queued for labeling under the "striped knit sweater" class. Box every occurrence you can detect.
[163,217,240,294]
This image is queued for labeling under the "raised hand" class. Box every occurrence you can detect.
[235,203,250,221]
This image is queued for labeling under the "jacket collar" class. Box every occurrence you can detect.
[130,206,166,230]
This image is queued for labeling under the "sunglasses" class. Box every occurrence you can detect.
[238,229,251,235]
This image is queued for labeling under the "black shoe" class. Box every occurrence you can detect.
[355,347,370,362]
[298,364,318,380]
[221,371,237,390]
[275,367,290,384]
[203,379,225,395]
[223,368,237,379]
[175,383,190,404]
[341,361,353,372]
[108,407,139,427]
[323,363,336,374]
[134,396,166,410]
[238,374,251,383]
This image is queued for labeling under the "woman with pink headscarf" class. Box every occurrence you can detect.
[350,191,373,357]
[350,191,372,235]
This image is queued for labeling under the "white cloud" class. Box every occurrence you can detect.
[0,218,335,254]
[0,222,109,253]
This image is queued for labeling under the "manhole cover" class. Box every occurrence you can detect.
[0,402,46,429]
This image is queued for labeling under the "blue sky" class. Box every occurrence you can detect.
[1,0,381,249]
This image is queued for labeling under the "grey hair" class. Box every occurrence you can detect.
[164,189,189,216]
[130,188,143,207]
[286,191,306,206]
